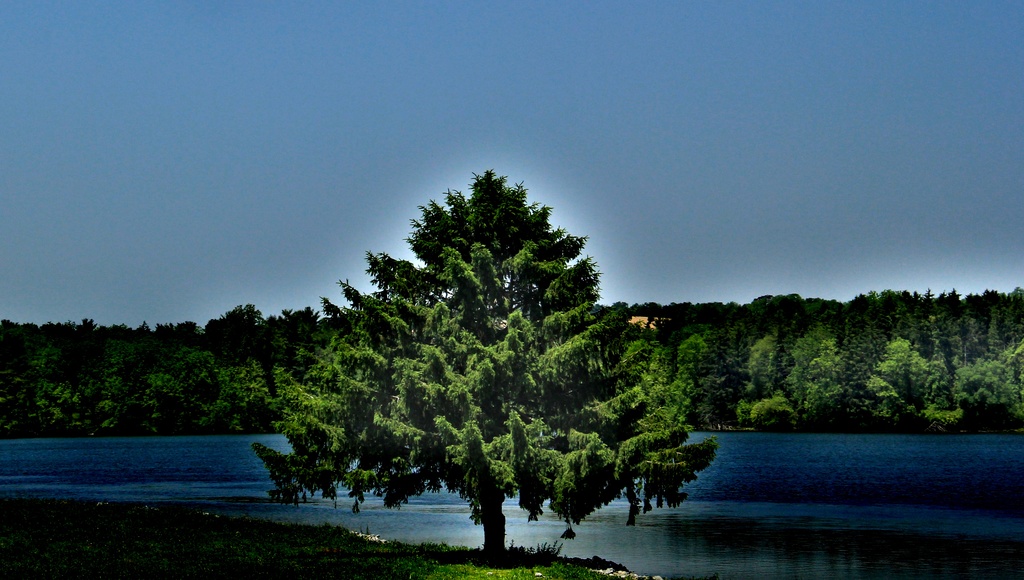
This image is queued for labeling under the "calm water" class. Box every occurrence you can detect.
[2,432,1023,579]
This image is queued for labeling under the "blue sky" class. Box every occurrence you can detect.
[2,1,1022,325]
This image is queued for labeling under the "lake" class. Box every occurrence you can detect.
[2,432,1023,579]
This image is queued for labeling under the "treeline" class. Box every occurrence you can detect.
[0,306,329,437]
[4,289,1024,437]
[626,288,1024,432]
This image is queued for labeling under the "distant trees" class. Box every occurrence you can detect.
[631,289,1024,432]
[0,306,329,437]
[3,282,1024,438]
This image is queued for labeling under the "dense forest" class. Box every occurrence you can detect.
[627,288,1024,432]
[2,288,1024,437]
[0,305,328,437]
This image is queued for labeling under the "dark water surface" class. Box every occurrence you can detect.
[2,432,1023,579]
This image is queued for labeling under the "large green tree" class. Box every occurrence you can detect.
[254,171,716,555]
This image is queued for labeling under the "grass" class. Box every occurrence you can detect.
[0,498,702,579]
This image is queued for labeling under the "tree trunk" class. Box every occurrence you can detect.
[480,485,506,557]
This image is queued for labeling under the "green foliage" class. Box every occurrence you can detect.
[256,171,717,553]
[921,405,964,431]
[630,288,1024,432]
[672,333,707,427]
[955,357,1020,429]
[746,334,780,400]
[865,338,930,428]
[739,394,797,431]
[6,236,1024,443]
[0,305,328,437]
[787,329,845,429]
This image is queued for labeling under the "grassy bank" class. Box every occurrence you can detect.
[0,499,694,579]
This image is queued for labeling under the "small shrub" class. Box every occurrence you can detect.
[748,394,797,431]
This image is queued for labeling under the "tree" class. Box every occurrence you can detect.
[865,338,930,427]
[672,332,708,426]
[254,171,716,555]
[955,356,1021,429]
[739,393,797,431]
[787,327,845,428]
[746,334,780,400]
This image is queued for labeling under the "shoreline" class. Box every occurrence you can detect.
[0,498,706,580]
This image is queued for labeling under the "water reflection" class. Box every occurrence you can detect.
[654,512,1024,579]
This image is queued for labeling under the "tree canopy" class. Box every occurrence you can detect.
[633,289,1024,432]
[0,306,330,438]
[254,171,717,554]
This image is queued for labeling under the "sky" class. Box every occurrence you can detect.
[2,1,1022,326]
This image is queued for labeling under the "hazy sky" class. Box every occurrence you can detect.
[3,2,1022,326]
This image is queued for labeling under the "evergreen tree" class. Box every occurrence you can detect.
[254,171,717,555]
